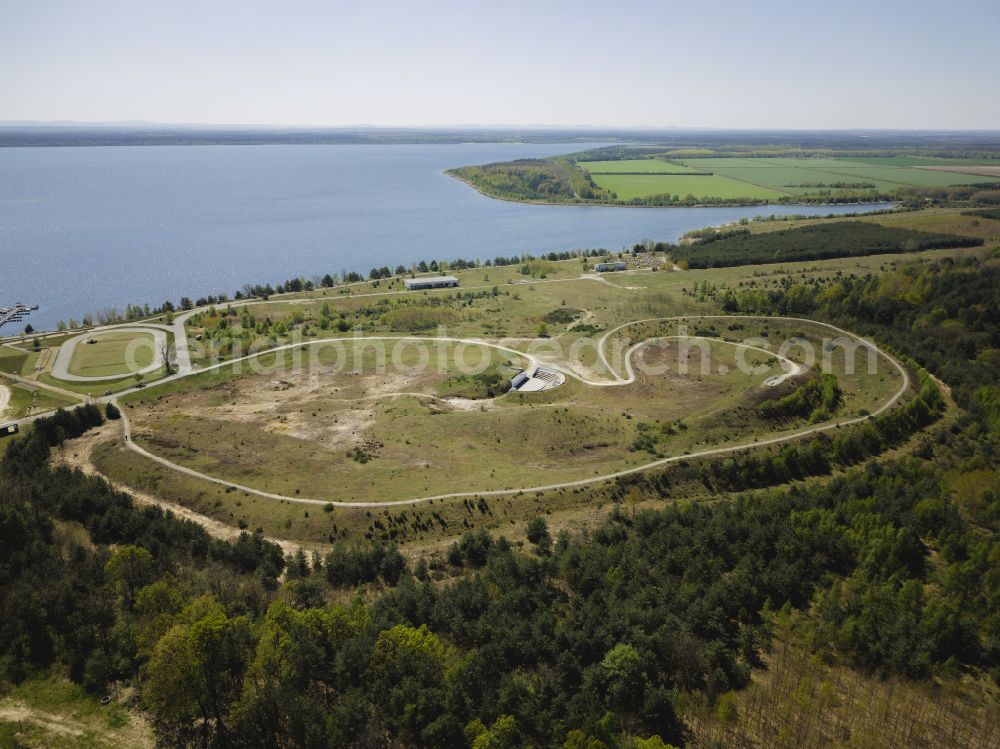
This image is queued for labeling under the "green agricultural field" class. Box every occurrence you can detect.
[828,156,994,167]
[828,158,994,187]
[67,331,156,378]
[577,158,703,174]
[589,172,785,201]
[677,156,996,194]
[450,145,1000,206]
[676,157,890,195]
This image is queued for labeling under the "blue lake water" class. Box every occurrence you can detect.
[0,143,895,331]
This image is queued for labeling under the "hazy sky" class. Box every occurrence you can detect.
[2,0,998,129]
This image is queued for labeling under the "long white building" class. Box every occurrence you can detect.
[404,275,459,290]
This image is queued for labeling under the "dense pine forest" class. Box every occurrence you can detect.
[663,222,983,268]
[2,254,999,747]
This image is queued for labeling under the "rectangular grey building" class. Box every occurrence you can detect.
[404,275,460,290]
[594,261,627,272]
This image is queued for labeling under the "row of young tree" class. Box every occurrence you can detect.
[619,192,901,208]
[570,145,1000,162]
[662,222,982,268]
[616,365,943,498]
[963,207,1000,221]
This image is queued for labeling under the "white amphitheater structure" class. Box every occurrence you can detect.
[510,365,566,392]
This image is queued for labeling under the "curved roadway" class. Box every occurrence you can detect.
[51,327,168,382]
[29,281,914,509]
[109,318,909,508]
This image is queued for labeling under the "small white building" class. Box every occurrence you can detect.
[594,261,627,272]
[404,275,460,290]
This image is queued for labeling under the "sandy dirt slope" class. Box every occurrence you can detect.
[52,423,302,559]
[0,697,154,748]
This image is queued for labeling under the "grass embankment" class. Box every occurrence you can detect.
[0,347,28,375]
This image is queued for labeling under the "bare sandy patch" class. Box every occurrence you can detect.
[0,689,155,748]
[580,272,641,290]
[566,309,595,330]
[147,366,476,452]
[0,383,10,420]
[443,396,499,411]
[0,701,86,738]
[153,373,376,450]
[282,402,377,447]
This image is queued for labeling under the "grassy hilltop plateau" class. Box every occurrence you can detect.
[2,139,1000,748]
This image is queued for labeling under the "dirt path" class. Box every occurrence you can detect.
[53,424,301,558]
[34,345,57,373]
[0,698,154,748]
[580,272,641,289]
[0,383,10,420]
[0,701,86,739]
[1,369,86,404]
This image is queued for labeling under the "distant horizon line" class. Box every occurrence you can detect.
[2,120,999,134]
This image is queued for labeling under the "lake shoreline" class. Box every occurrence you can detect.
[0,143,899,330]
[444,168,900,211]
